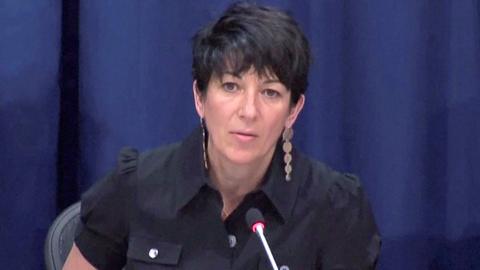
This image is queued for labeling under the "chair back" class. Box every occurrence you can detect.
[44,202,81,270]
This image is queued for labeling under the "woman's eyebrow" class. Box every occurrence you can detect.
[263,79,281,84]
[222,72,242,79]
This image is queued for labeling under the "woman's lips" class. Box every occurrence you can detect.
[231,131,257,142]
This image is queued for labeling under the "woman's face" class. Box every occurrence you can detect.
[194,68,304,167]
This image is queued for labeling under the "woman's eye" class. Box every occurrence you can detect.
[222,82,238,92]
[262,89,280,98]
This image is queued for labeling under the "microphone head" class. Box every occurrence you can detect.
[246,208,265,232]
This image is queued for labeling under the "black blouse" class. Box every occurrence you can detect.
[75,128,381,270]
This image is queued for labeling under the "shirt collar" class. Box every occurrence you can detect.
[258,141,303,222]
[174,127,210,212]
[174,127,303,222]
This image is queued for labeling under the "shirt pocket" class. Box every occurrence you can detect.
[127,236,182,269]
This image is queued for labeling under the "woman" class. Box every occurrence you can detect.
[64,2,380,269]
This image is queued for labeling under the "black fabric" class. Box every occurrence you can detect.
[75,127,380,269]
[75,148,139,269]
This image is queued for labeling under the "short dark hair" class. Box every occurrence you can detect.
[192,2,311,105]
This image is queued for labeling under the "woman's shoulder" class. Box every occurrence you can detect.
[113,142,181,176]
[82,143,182,201]
[296,153,381,267]
[296,152,365,209]
[134,128,204,181]
[136,143,182,177]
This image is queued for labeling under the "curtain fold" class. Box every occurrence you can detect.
[0,1,61,269]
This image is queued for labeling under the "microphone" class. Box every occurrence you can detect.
[245,208,279,270]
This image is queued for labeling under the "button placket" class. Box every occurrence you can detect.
[228,234,237,248]
[148,248,159,259]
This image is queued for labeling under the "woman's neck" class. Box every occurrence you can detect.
[207,145,274,217]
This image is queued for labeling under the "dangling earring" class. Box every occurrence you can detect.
[201,118,208,170]
[282,127,293,181]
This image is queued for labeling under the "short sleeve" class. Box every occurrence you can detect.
[321,173,381,270]
[74,147,138,270]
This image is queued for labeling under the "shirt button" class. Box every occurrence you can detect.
[228,234,237,248]
[280,266,290,270]
[148,248,159,259]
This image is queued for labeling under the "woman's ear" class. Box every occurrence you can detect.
[193,80,204,118]
[285,94,305,128]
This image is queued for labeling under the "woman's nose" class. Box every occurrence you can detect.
[238,90,258,120]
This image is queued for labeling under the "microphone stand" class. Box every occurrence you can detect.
[253,224,279,270]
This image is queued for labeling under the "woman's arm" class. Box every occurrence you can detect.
[62,243,96,270]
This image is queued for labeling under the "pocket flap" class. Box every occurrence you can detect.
[127,236,182,265]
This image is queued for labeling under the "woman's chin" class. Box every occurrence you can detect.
[224,151,261,166]
[227,148,276,166]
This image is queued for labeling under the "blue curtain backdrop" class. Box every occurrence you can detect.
[1,0,479,269]
[0,0,61,268]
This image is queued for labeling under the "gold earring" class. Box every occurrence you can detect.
[201,118,208,170]
[282,127,293,181]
